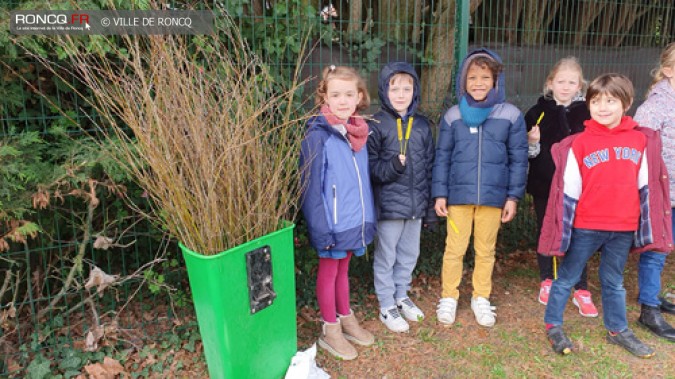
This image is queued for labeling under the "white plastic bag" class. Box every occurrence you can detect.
[284,344,331,379]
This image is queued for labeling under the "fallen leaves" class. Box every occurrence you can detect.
[82,357,127,379]
[84,326,105,352]
[0,302,16,321]
[84,266,119,297]
[93,236,115,250]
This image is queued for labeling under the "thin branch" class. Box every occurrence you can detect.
[85,297,100,333]
[0,269,11,302]
[36,194,94,320]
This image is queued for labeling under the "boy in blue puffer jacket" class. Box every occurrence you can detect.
[431,48,528,327]
[367,62,435,333]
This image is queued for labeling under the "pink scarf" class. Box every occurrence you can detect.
[320,104,369,152]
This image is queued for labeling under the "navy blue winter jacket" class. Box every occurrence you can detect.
[367,62,435,220]
[299,114,377,255]
[431,48,528,207]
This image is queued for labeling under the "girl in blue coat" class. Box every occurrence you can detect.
[299,65,377,360]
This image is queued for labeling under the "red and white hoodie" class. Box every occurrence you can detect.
[571,116,646,231]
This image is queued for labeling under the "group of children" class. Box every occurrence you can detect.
[299,43,675,361]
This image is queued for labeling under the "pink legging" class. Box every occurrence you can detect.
[316,252,352,323]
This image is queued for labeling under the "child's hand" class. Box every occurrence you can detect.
[434,198,448,217]
[398,154,406,166]
[528,126,540,143]
[501,199,517,223]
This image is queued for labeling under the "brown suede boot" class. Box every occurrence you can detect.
[339,310,375,346]
[318,320,358,360]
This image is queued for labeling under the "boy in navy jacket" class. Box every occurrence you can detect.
[431,48,528,328]
[367,62,434,333]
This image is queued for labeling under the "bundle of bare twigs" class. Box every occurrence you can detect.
[57,17,308,255]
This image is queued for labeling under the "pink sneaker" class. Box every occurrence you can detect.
[573,289,599,317]
[539,279,553,305]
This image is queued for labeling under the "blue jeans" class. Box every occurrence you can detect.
[545,228,633,332]
[638,209,673,307]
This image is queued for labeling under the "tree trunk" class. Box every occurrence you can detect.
[504,0,524,44]
[243,0,265,16]
[378,0,420,42]
[378,1,395,38]
[467,0,485,42]
[471,0,489,43]
[470,0,484,14]
[412,0,423,44]
[612,2,653,47]
[473,0,519,44]
[595,2,617,46]
[636,8,661,46]
[347,0,363,40]
[421,0,456,114]
[571,1,606,46]
[664,3,675,43]
[522,0,560,46]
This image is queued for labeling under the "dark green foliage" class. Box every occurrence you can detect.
[218,0,323,82]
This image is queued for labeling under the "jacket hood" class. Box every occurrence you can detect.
[378,61,420,119]
[583,116,637,135]
[456,48,506,105]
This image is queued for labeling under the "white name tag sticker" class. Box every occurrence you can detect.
[469,127,478,134]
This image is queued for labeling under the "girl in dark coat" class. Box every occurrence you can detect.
[526,57,597,317]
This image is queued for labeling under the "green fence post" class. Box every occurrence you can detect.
[455,0,470,65]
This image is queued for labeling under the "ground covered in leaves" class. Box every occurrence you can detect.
[298,251,675,378]
[6,249,673,378]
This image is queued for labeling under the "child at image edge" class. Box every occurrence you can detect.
[632,42,675,342]
[367,62,435,333]
[525,57,599,317]
[540,73,672,358]
[432,48,528,327]
[299,65,377,360]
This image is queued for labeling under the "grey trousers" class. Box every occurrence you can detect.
[373,219,422,309]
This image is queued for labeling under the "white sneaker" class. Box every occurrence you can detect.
[471,297,496,327]
[396,297,425,322]
[379,306,409,333]
[436,297,458,325]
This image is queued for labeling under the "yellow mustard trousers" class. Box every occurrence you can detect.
[441,205,502,299]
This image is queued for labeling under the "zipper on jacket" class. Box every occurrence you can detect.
[332,185,338,224]
[352,154,367,246]
[477,127,483,204]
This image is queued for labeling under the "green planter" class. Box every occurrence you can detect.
[180,223,297,379]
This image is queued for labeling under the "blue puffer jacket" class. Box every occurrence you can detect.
[431,48,528,207]
[367,62,435,220]
[299,114,377,257]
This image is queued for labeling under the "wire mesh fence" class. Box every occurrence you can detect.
[1,0,673,376]
[469,0,673,110]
